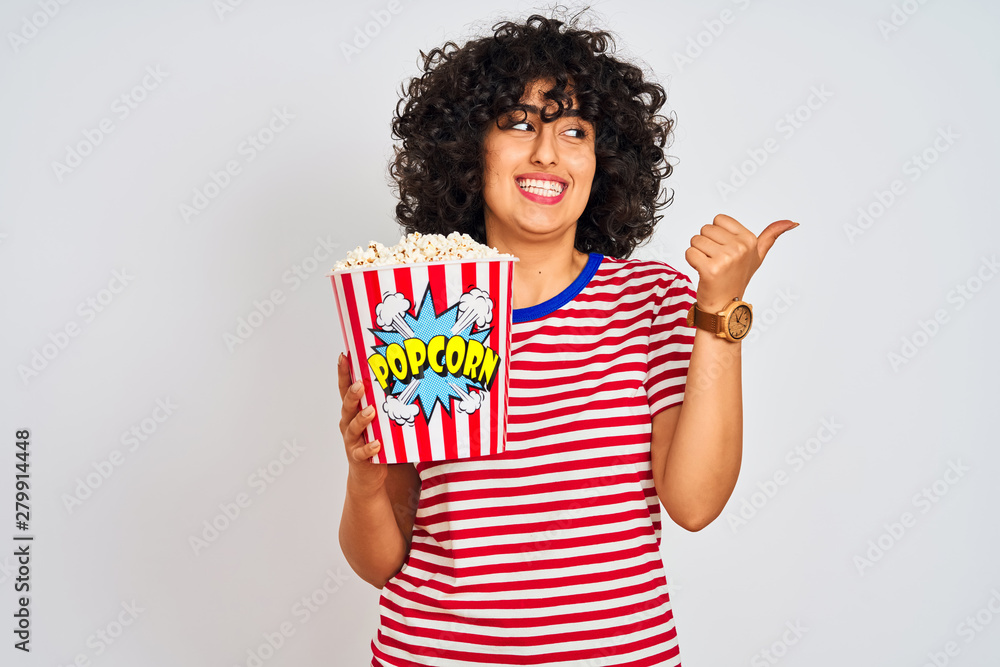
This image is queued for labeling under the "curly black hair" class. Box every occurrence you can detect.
[388,6,675,259]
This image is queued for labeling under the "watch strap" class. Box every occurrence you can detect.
[691,306,721,333]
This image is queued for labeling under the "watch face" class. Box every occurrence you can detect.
[728,304,752,339]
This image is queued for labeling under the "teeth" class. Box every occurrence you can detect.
[517,178,565,195]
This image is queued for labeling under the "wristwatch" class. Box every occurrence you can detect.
[686,297,753,342]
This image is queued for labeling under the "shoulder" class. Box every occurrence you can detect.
[594,255,694,293]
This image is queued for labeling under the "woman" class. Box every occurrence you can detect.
[338,10,796,666]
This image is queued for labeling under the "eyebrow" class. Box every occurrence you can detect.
[517,104,582,118]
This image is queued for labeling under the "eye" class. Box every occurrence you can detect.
[502,118,589,138]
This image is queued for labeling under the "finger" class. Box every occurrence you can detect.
[337,353,351,400]
[699,223,737,245]
[684,245,709,272]
[711,213,749,235]
[712,214,759,249]
[340,380,366,427]
[345,403,377,445]
[351,439,382,463]
[756,220,798,260]
[690,234,724,257]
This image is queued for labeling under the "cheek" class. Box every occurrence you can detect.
[481,153,495,180]
[573,155,597,188]
[481,137,503,175]
[481,165,509,207]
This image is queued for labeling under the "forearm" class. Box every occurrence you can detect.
[658,327,743,530]
[339,474,408,589]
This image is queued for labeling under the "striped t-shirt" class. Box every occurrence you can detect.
[371,252,697,667]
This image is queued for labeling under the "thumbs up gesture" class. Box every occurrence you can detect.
[684,214,799,312]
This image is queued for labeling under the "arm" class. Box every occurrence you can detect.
[651,213,796,531]
[339,461,421,588]
[651,328,742,532]
[336,353,422,589]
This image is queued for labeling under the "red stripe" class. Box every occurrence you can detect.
[417,490,655,529]
[341,271,389,463]
[510,358,648,375]
[378,601,672,648]
[375,607,678,667]
[330,275,351,362]
[419,448,648,489]
[420,522,656,562]
[494,261,506,456]
[587,262,684,284]
[391,267,431,463]
[412,505,653,545]
[389,644,683,667]
[427,264,456,460]
[419,485,651,529]
[461,261,481,458]
[509,413,645,439]
[508,378,644,407]
[391,558,665,604]
[419,484,653,526]
[509,362,647,389]
[379,593,668,632]
[361,270,406,464]
[371,642,427,667]
[510,395,649,425]
[418,428,649,472]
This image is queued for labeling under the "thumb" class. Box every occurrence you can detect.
[757,219,799,261]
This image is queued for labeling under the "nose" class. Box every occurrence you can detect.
[530,124,559,166]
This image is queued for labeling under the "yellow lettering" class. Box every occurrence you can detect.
[403,338,427,379]
[462,339,485,379]
[479,348,500,388]
[445,336,466,375]
[427,335,446,373]
[368,354,390,390]
[386,343,408,382]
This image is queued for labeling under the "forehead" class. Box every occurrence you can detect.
[515,104,582,118]
[521,77,573,103]
[506,78,589,121]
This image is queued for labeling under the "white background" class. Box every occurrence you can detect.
[2,0,999,665]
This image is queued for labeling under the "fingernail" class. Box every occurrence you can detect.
[352,382,363,394]
[791,222,800,228]
[370,442,380,450]
[338,353,345,366]
[362,405,374,417]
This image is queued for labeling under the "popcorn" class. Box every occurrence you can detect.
[332,232,515,271]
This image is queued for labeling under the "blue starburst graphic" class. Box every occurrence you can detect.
[368,285,495,422]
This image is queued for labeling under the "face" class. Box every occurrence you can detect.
[481,78,596,250]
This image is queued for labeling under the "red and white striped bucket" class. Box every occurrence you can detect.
[329,257,517,464]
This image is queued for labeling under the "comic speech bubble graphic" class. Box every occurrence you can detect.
[330,258,515,463]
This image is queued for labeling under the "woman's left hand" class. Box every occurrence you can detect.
[685,214,799,311]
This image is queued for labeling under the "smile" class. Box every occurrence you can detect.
[515,177,567,204]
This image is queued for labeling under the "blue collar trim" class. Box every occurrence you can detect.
[512,253,603,323]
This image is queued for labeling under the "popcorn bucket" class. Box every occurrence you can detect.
[329,257,517,464]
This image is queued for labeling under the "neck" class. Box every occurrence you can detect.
[485,229,590,310]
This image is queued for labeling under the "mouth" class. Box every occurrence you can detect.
[515,175,567,204]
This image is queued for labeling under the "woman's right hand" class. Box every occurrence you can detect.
[338,352,388,493]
